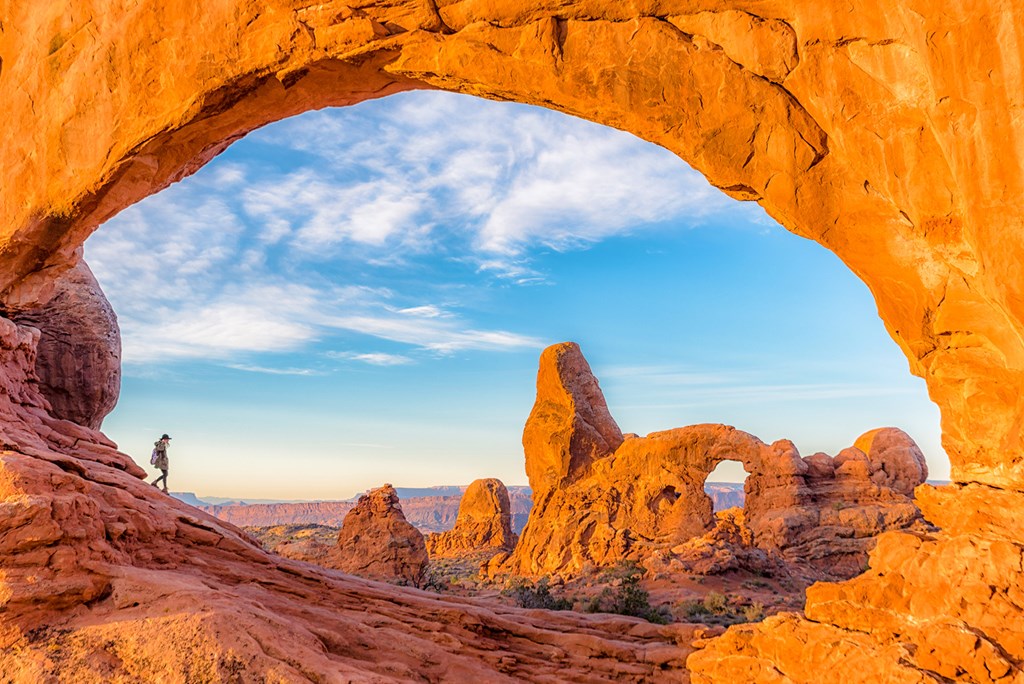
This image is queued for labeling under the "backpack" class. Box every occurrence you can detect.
[150,449,159,465]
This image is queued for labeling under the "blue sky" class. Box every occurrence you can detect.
[85,91,945,500]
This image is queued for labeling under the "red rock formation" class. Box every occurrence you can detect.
[199,487,533,533]
[660,508,779,577]
[3,2,1024,680]
[0,376,700,682]
[523,343,624,492]
[324,484,429,587]
[425,478,518,559]
[501,343,929,579]
[9,256,120,430]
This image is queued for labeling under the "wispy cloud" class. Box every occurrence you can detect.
[602,363,916,409]
[327,351,414,366]
[226,364,324,376]
[257,92,732,263]
[618,384,916,410]
[88,91,735,368]
[320,312,543,353]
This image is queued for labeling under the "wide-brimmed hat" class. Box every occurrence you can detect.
[161,434,171,440]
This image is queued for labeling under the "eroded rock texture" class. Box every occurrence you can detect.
[425,478,519,559]
[0,346,696,683]
[324,484,429,587]
[3,1,1024,680]
[501,342,929,579]
[665,507,779,577]
[8,256,120,430]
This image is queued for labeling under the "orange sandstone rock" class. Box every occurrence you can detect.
[664,507,780,576]
[425,478,518,559]
[501,343,929,579]
[523,343,624,492]
[2,2,1024,680]
[325,484,429,587]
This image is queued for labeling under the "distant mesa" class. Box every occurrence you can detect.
[425,478,519,560]
[170,491,210,507]
[493,342,930,580]
[323,483,429,587]
[197,486,535,534]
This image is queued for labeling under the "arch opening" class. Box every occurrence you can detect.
[79,91,946,506]
[70,92,943,619]
[4,4,1022,679]
[704,460,748,514]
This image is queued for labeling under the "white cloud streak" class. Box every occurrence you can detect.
[87,92,736,367]
[327,352,414,366]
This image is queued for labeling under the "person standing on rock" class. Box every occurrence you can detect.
[151,434,171,492]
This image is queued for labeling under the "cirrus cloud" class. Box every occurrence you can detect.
[87,91,739,370]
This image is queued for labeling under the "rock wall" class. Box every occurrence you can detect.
[324,484,429,587]
[501,343,929,579]
[8,256,120,430]
[425,478,518,559]
[2,1,1024,680]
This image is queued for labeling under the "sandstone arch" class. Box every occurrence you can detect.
[503,342,927,580]
[2,1,1024,680]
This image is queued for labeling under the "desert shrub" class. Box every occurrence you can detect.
[702,591,728,615]
[677,599,710,619]
[502,577,572,611]
[584,566,667,624]
[599,559,646,581]
[582,588,614,614]
[742,601,765,622]
[614,575,666,623]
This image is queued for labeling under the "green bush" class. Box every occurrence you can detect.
[677,599,708,619]
[702,591,728,615]
[502,577,572,611]
[599,560,646,581]
[585,565,667,624]
[742,601,765,622]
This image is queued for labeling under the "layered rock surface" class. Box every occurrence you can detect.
[425,478,519,559]
[501,343,929,579]
[324,484,429,587]
[0,317,697,680]
[3,1,1024,680]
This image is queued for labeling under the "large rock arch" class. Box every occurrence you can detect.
[499,342,928,581]
[2,1,1023,680]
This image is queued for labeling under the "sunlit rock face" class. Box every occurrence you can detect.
[425,478,518,559]
[324,484,429,586]
[502,342,929,579]
[2,1,1024,680]
[4,2,1023,492]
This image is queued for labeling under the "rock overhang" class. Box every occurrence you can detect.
[2,2,1024,680]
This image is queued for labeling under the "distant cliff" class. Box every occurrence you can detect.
[196,484,742,533]
[198,487,534,534]
[706,483,745,511]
